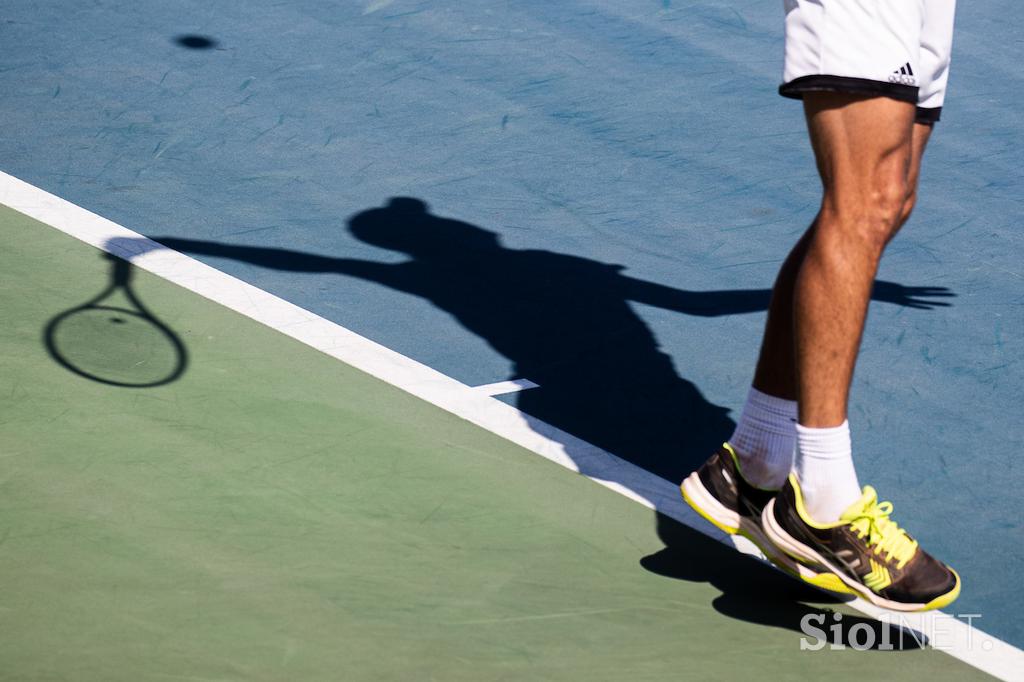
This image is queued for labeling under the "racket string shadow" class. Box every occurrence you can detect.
[44,252,189,388]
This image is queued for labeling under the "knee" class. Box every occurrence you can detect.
[821,177,912,254]
[868,175,912,238]
[877,180,917,247]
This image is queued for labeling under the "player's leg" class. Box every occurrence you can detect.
[751,119,931,403]
[789,0,954,518]
[795,92,915,426]
[678,93,921,600]
[897,122,933,229]
[680,97,918,592]
[760,1,960,611]
[789,92,915,521]
[691,0,960,609]
[723,0,925,494]
[736,121,931,492]
[760,103,959,612]
[762,63,959,614]
[730,0,951,498]
[682,0,921,559]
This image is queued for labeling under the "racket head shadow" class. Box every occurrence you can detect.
[44,259,188,389]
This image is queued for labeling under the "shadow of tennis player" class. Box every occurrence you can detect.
[127,197,951,482]
[113,196,949,643]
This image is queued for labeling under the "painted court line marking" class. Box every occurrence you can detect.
[2,169,1021,682]
[471,378,540,396]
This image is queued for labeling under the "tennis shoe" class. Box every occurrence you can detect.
[762,475,960,611]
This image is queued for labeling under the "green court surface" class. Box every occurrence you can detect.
[0,204,990,680]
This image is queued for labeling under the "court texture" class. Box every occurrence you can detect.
[1,1,1022,680]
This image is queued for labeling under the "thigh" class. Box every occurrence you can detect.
[802,94,916,207]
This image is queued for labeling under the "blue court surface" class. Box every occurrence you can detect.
[2,0,1022,667]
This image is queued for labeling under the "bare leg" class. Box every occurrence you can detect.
[751,227,813,401]
[794,94,917,425]
[752,101,933,412]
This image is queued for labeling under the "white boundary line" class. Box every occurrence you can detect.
[471,378,541,396]
[2,169,1020,681]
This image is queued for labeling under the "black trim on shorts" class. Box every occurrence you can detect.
[779,75,918,105]
[915,106,942,124]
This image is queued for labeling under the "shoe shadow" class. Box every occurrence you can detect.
[105,197,951,644]
[643,513,928,650]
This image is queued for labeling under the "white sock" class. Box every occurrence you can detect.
[794,420,862,523]
[728,387,797,489]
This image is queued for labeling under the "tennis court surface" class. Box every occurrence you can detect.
[2,1,1022,680]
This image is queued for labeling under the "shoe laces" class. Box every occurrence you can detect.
[841,487,918,569]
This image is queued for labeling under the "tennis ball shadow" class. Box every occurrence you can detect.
[174,34,219,50]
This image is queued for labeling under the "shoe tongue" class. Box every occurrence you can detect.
[839,485,878,520]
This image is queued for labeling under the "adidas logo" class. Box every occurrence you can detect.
[888,62,917,86]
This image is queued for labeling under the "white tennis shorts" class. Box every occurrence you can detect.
[781,0,957,122]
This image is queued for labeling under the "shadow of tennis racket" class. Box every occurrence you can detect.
[44,252,188,388]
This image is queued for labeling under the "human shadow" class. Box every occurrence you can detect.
[116,197,951,481]
[108,197,951,639]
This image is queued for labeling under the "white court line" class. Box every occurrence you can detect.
[471,378,540,396]
[2,169,1021,681]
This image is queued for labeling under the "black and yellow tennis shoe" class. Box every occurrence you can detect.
[681,444,851,594]
[762,475,961,611]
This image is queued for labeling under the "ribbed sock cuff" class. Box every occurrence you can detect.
[728,387,797,489]
[794,420,861,522]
